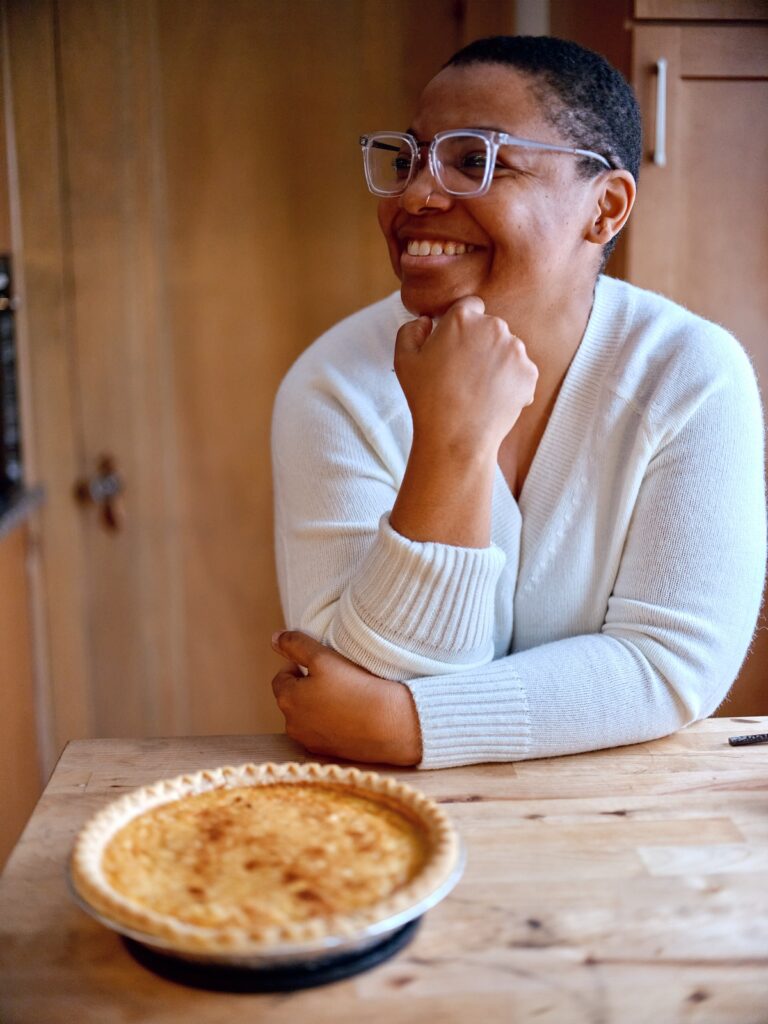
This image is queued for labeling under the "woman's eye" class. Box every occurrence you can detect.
[393,156,412,178]
[460,151,488,170]
[453,151,490,181]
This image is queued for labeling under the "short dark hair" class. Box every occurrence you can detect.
[444,36,642,267]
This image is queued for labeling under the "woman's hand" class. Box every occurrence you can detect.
[394,295,538,456]
[270,631,423,766]
[389,294,538,547]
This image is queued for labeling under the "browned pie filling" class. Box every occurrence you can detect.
[101,782,428,931]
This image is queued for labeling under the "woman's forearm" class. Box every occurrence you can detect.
[273,376,510,681]
[272,296,535,678]
[389,434,498,548]
[388,297,536,548]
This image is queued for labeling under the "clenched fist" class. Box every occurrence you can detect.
[394,295,538,456]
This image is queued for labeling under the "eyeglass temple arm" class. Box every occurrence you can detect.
[496,132,611,169]
[360,136,403,152]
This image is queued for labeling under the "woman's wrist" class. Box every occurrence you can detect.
[391,435,497,548]
[382,683,423,766]
[410,425,499,464]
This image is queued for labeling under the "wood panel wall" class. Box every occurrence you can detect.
[2,0,92,770]
[10,0,761,766]
[5,0,516,764]
[0,2,47,859]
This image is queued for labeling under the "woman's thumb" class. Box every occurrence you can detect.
[271,630,326,668]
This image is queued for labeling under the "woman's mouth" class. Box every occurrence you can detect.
[404,239,476,257]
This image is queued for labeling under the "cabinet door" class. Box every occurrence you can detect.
[628,24,768,714]
[6,0,499,751]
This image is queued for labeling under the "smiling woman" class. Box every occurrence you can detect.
[374,59,635,326]
[270,36,766,769]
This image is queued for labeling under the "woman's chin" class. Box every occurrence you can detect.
[401,297,452,319]
[400,282,473,319]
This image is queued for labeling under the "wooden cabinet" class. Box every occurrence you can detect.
[627,21,768,715]
[3,0,516,752]
[552,4,768,714]
[4,0,765,761]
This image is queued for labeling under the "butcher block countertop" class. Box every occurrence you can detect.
[0,718,766,1023]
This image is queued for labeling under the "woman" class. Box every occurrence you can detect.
[270,36,765,768]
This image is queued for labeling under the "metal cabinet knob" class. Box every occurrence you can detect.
[74,454,125,532]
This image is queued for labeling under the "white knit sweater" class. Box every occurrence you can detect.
[272,276,766,769]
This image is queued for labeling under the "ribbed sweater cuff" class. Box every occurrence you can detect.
[403,664,532,769]
[341,514,506,667]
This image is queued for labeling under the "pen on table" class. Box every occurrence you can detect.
[728,732,768,746]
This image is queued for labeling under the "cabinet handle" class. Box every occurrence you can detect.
[74,454,125,532]
[654,58,667,168]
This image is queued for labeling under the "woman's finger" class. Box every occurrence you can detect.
[395,315,433,356]
[271,664,302,699]
[449,294,485,318]
[272,629,328,667]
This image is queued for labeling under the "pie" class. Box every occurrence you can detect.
[69,761,461,953]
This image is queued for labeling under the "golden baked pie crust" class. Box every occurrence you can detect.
[70,761,460,953]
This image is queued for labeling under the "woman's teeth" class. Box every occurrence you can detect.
[406,240,476,256]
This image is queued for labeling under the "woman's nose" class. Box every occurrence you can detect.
[399,167,452,214]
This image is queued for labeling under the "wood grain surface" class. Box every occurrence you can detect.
[0,721,766,1023]
[7,0,513,771]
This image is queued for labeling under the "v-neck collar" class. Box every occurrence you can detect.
[389,279,634,584]
[496,276,634,591]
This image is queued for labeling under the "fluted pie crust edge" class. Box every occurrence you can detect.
[69,761,461,953]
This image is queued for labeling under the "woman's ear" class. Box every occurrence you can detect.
[585,169,636,246]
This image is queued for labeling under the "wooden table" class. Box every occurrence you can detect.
[1,720,766,1023]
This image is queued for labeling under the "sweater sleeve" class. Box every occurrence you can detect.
[404,351,766,768]
[272,367,507,680]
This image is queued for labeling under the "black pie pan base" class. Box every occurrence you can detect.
[123,917,422,992]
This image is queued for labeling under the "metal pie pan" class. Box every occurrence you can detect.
[66,840,465,969]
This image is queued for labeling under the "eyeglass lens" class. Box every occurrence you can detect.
[364,134,415,194]
[365,134,492,196]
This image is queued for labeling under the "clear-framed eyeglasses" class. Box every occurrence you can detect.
[359,128,612,198]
